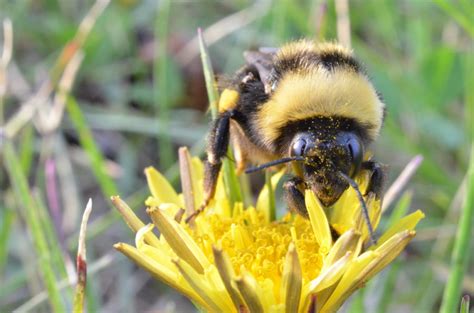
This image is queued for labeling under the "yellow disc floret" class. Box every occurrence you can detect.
[113,157,424,313]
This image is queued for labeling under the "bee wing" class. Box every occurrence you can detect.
[258,47,279,54]
[243,50,275,93]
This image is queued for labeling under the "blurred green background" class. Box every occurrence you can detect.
[0,0,472,312]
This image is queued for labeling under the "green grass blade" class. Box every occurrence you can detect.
[0,207,15,278]
[385,191,413,228]
[433,0,474,37]
[465,53,473,140]
[198,28,219,118]
[65,96,119,197]
[154,0,174,169]
[440,145,474,313]
[81,111,206,141]
[33,192,72,299]
[272,0,291,40]
[197,28,242,206]
[460,295,470,313]
[3,141,66,313]
[19,125,34,174]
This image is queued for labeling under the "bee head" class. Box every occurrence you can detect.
[290,131,364,206]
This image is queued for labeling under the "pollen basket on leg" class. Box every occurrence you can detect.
[218,89,240,113]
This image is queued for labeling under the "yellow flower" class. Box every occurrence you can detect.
[112,152,423,313]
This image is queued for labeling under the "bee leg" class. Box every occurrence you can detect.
[230,124,248,175]
[233,142,247,175]
[283,176,308,217]
[361,161,387,200]
[186,111,234,223]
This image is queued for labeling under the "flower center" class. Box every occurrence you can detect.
[188,209,324,285]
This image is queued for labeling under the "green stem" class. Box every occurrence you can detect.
[66,97,119,197]
[3,141,66,313]
[440,145,474,313]
[33,192,71,297]
[459,295,470,313]
[464,53,473,142]
[19,125,35,174]
[198,28,218,118]
[266,171,276,221]
[239,174,253,208]
[0,208,14,278]
[433,0,474,37]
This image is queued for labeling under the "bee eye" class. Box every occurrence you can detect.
[290,133,316,157]
[346,136,363,177]
[291,138,307,157]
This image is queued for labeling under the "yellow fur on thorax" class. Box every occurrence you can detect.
[278,40,353,60]
[255,68,385,147]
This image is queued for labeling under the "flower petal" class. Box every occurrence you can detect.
[320,250,378,312]
[173,258,231,313]
[366,230,416,279]
[305,190,332,253]
[147,207,210,274]
[306,251,352,295]
[158,202,182,219]
[280,243,302,313]
[352,193,381,243]
[144,196,161,207]
[179,147,197,216]
[145,167,181,206]
[234,274,264,313]
[191,157,204,206]
[212,247,244,309]
[114,243,203,307]
[322,230,416,312]
[373,210,424,248]
[259,278,276,310]
[322,229,361,271]
[111,196,161,248]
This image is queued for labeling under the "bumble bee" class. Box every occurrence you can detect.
[192,40,386,244]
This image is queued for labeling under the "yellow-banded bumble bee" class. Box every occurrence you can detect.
[192,40,386,244]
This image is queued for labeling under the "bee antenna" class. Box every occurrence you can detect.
[338,171,378,246]
[245,156,305,174]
